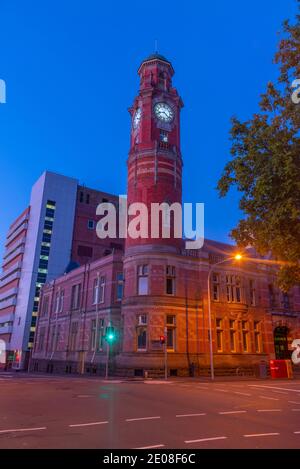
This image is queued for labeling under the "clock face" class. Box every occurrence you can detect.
[133,107,142,129]
[154,102,174,123]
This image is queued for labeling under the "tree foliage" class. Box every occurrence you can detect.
[217,2,300,291]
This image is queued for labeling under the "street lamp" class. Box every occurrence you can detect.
[207,253,242,380]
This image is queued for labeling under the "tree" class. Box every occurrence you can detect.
[217,2,300,291]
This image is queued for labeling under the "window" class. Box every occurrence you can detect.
[38,327,45,351]
[166,315,176,351]
[86,193,90,204]
[216,318,223,352]
[50,326,56,351]
[268,284,276,308]
[93,276,105,304]
[138,265,149,295]
[242,321,249,352]
[229,319,236,352]
[59,290,64,313]
[160,130,168,143]
[249,280,256,306]
[212,273,220,301]
[99,276,105,303]
[87,220,95,230]
[254,321,261,353]
[166,265,175,295]
[137,315,147,351]
[137,327,147,350]
[98,318,105,351]
[79,191,84,203]
[90,317,105,351]
[116,272,124,300]
[54,291,60,313]
[71,284,81,310]
[55,325,61,351]
[226,275,242,303]
[70,322,78,351]
[90,319,97,351]
[282,292,290,309]
[42,296,49,317]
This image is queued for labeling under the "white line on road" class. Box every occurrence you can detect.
[292,409,300,411]
[243,433,280,438]
[185,436,227,444]
[257,409,282,412]
[176,413,206,418]
[69,421,108,428]
[134,444,165,449]
[126,416,161,422]
[259,396,279,401]
[0,427,47,434]
[249,385,300,393]
[219,411,247,415]
[294,431,300,434]
[272,391,289,395]
[215,389,229,393]
[289,401,300,405]
[234,392,251,396]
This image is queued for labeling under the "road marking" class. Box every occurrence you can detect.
[289,401,300,405]
[185,436,227,444]
[249,385,300,393]
[215,389,229,393]
[144,381,173,385]
[272,390,289,395]
[126,416,161,422]
[292,409,300,412]
[243,433,280,438]
[176,413,206,418]
[180,384,191,387]
[0,426,47,434]
[234,392,251,396]
[69,421,108,428]
[219,410,247,415]
[294,431,300,434]
[259,396,279,401]
[76,395,93,398]
[257,409,282,412]
[134,444,165,449]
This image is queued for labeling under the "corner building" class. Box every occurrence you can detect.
[32,55,300,377]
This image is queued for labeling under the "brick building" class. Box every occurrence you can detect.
[31,54,300,377]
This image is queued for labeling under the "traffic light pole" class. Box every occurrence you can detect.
[164,326,168,380]
[105,342,109,380]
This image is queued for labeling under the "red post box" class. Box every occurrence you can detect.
[269,359,289,379]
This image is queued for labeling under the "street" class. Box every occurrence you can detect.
[1,373,300,449]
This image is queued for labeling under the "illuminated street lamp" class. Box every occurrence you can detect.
[207,253,242,380]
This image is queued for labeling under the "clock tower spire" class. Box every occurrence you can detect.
[126,54,184,252]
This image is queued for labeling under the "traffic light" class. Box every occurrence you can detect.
[105,326,116,344]
[160,335,166,345]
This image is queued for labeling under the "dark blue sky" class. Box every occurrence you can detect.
[0,0,297,255]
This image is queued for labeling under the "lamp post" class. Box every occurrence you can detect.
[207,254,242,380]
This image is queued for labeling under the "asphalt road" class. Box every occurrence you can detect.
[1,373,300,449]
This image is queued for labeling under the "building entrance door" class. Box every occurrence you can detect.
[274,326,290,359]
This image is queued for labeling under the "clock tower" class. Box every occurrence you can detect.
[126,53,184,252]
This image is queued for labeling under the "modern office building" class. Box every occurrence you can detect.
[0,171,123,369]
[32,54,300,377]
